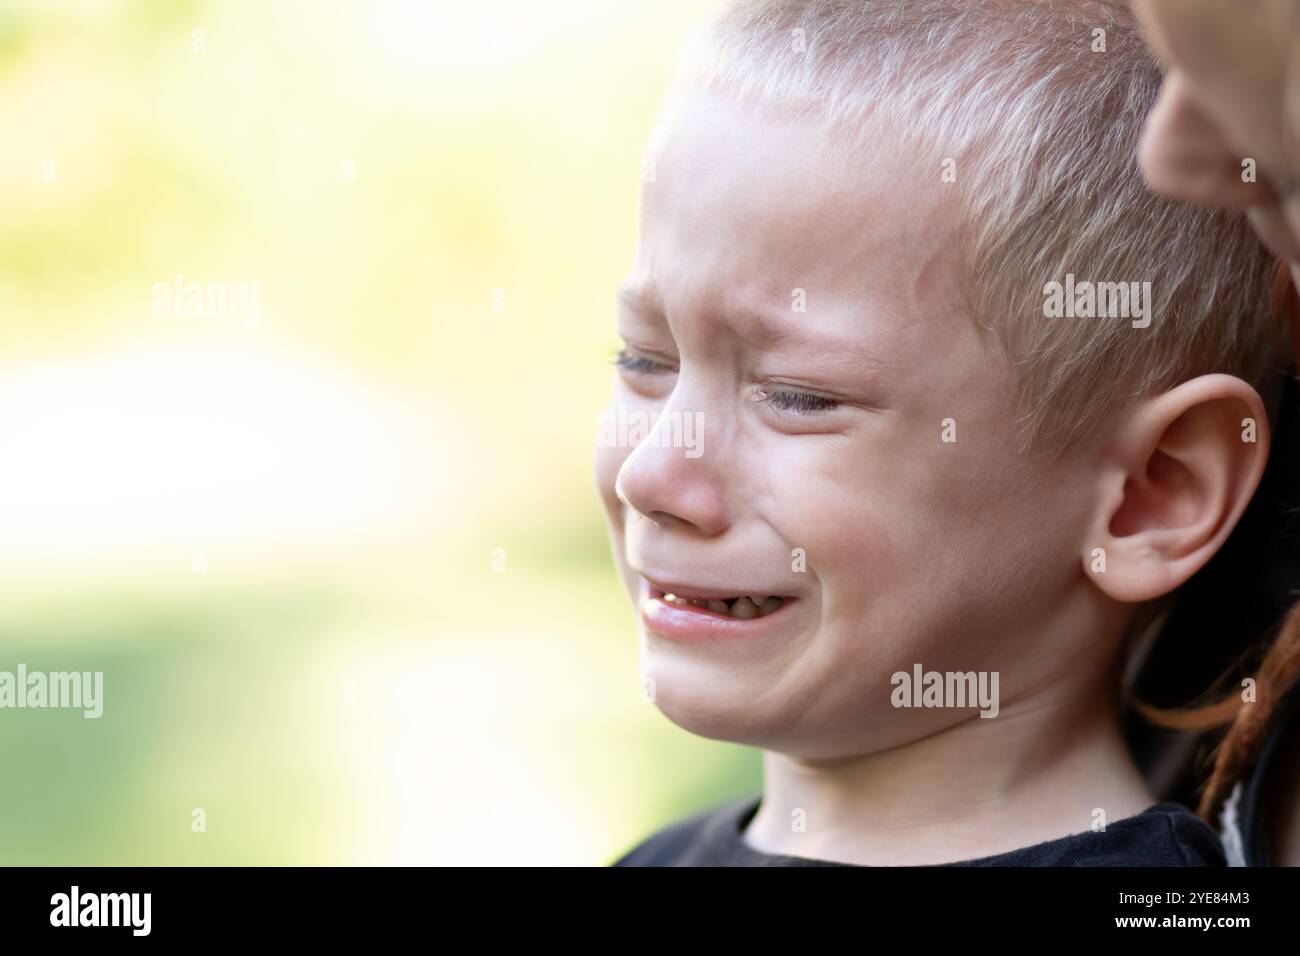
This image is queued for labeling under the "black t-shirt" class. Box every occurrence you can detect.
[610,795,1226,866]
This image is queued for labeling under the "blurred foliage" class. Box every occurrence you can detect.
[0,0,757,864]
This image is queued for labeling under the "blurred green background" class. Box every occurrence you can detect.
[0,0,758,864]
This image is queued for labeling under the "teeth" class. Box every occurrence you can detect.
[660,591,786,618]
[665,593,714,611]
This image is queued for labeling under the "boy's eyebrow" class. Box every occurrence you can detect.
[617,282,889,371]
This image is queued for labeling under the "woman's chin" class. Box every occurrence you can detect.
[1247,204,1300,264]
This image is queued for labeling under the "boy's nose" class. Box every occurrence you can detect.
[614,413,729,537]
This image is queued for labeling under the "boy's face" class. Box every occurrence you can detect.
[596,86,1102,757]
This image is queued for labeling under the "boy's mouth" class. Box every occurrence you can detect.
[645,583,790,619]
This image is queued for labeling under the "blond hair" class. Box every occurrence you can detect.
[669,0,1290,455]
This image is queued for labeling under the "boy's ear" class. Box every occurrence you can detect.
[1084,373,1269,602]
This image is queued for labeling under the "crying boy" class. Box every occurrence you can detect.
[596,0,1287,866]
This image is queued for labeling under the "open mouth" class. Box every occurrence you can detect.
[648,585,790,620]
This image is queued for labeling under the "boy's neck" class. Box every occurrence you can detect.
[742,678,1156,866]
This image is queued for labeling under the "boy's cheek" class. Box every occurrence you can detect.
[759,456,906,594]
[764,431,1035,597]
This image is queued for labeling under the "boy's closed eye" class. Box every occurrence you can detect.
[751,386,841,416]
[612,347,848,418]
[612,347,674,377]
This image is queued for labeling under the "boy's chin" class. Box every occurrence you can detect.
[642,658,976,759]
[641,667,778,744]
[641,668,851,754]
